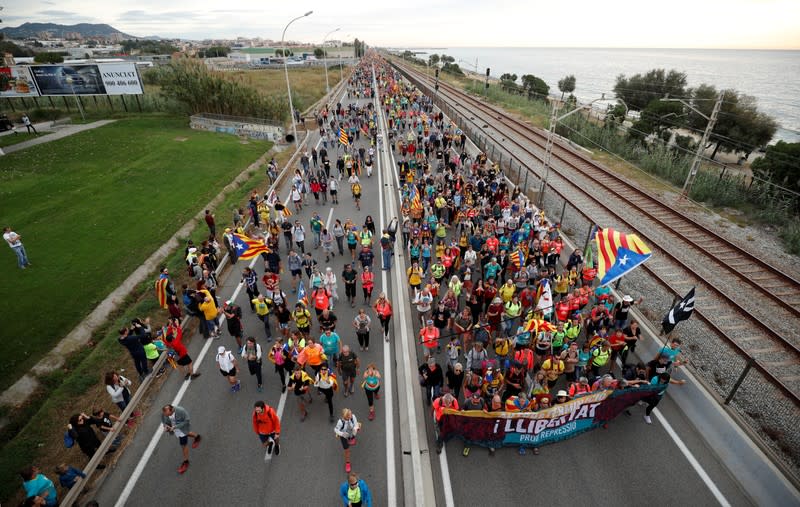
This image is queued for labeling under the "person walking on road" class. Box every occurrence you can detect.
[380,230,394,271]
[161,404,201,474]
[242,336,264,392]
[315,363,339,422]
[252,400,281,456]
[216,346,241,393]
[3,226,31,269]
[340,472,373,507]
[353,308,372,351]
[288,366,314,421]
[223,300,244,349]
[268,336,289,392]
[362,363,382,421]
[334,408,361,473]
[372,293,393,342]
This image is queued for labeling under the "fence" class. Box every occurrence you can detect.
[189,113,285,142]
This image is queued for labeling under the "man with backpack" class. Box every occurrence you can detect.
[252,400,281,456]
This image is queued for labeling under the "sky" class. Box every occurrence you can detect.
[3,0,800,49]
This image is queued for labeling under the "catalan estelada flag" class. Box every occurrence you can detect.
[595,227,652,286]
[409,184,423,210]
[508,248,525,269]
[339,128,349,146]
[297,279,309,307]
[231,233,270,260]
[155,277,169,309]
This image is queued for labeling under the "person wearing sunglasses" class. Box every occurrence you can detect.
[339,472,372,507]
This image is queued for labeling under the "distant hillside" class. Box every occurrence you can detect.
[1,22,136,39]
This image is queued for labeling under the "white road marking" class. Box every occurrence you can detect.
[438,445,455,507]
[654,408,731,507]
[375,65,426,505]
[115,257,254,507]
[372,68,397,507]
[265,390,288,463]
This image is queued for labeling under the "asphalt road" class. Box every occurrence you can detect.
[93,87,403,506]
[92,63,756,507]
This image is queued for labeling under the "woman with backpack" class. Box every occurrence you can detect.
[334,408,361,473]
[268,336,289,393]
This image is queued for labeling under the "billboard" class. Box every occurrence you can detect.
[0,63,144,97]
[0,66,40,97]
[31,64,107,95]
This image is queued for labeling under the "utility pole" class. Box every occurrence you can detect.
[682,91,723,198]
[484,67,490,96]
[538,102,558,207]
[662,91,724,199]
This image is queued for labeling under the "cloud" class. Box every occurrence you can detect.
[37,10,81,17]
[116,10,206,25]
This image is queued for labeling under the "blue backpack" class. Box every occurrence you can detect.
[64,429,75,448]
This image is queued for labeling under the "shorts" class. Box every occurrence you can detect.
[339,436,355,449]
[279,322,289,330]
[291,269,302,277]
[258,432,277,444]
[298,325,310,334]
[177,355,192,366]
[353,193,361,199]
[179,435,189,446]
[220,368,237,377]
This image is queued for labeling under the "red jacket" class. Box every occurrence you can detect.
[252,405,281,435]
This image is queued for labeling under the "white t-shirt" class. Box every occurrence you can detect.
[217,351,236,372]
[169,414,186,438]
[3,231,21,248]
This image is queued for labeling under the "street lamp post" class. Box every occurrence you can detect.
[322,27,340,94]
[538,94,608,207]
[281,10,313,144]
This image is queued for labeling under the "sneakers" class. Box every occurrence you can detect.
[345,462,351,473]
[519,447,526,456]
[281,385,287,393]
[231,382,241,393]
[368,411,375,421]
[329,415,335,423]
[177,461,189,474]
[267,440,274,455]
[274,441,280,456]
[644,415,652,424]
[192,435,202,448]
[257,385,263,392]
[185,373,191,381]
[190,373,201,379]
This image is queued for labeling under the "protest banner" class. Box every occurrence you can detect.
[439,386,662,448]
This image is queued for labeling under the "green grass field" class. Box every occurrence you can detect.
[0,132,52,148]
[0,116,270,391]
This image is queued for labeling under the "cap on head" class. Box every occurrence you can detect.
[556,390,568,398]
[623,295,633,303]
[217,346,226,354]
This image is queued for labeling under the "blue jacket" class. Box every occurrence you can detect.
[339,479,372,506]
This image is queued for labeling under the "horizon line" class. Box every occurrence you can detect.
[393,45,800,51]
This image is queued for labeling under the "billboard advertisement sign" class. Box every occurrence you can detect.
[0,66,40,97]
[30,64,107,95]
[1,63,145,96]
[98,63,144,95]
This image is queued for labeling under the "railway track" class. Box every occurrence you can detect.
[392,59,800,404]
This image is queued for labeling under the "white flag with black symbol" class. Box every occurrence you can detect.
[662,287,696,334]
